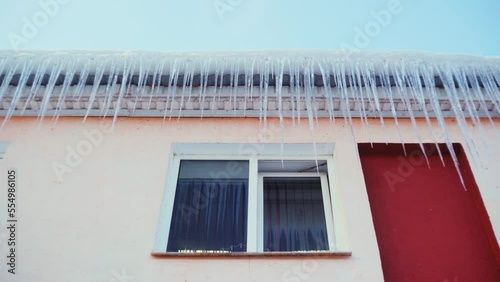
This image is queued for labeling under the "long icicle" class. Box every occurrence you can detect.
[425,64,466,189]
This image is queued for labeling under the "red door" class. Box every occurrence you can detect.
[359,143,500,282]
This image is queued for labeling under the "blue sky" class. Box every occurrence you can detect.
[1,0,499,56]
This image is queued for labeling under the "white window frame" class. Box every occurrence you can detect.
[152,143,350,254]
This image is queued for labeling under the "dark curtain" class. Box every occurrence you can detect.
[167,178,248,252]
[264,178,329,252]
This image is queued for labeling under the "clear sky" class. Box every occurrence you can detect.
[0,0,499,56]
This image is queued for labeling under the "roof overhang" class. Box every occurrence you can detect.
[0,50,498,121]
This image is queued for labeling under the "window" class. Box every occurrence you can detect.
[153,144,349,255]
[167,160,249,253]
[259,173,334,252]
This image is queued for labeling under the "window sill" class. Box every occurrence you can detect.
[151,251,352,258]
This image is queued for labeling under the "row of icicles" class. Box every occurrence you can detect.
[0,53,499,189]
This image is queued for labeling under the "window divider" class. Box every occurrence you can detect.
[246,157,259,252]
[257,174,264,252]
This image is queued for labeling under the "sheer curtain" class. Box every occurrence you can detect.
[167,178,248,252]
[263,177,329,252]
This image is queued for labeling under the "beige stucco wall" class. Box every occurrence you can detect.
[0,116,498,282]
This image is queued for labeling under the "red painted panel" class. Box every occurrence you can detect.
[359,143,500,282]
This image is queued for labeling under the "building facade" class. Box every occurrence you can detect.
[0,50,499,281]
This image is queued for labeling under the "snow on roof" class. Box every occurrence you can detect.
[1,49,499,74]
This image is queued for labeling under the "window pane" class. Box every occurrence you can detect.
[264,177,329,252]
[167,160,249,252]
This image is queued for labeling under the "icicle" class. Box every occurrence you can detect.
[359,63,376,119]
[262,58,270,139]
[217,58,226,104]
[294,59,302,125]
[347,64,362,127]
[249,57,256,102]
[333,61,348,128]
[470,68,495,126]
[354,61,374,145]
[228,59,235,113]
[318,59,335,125]
[22,58,50,114]
[199,58,210,119]
[287,58,296,127]
[381,61,407,156]
[313,83,320,127]
[334,60,357,142]
[150,59,165,110]
[166,58,180,120]
[410,63,445,166]
[211,58,222,113]
[0,58,20,106]
[276,57,286,165]
[132,57,152,113]
[150,59,168,115]
[438,64,479,166]
[149,60,160,99]
[2,60,33,127]
[363,62,384,127]
[353,61,369,128]
[487,65,500,109]
[243,57,254,117]
[455,65,488,152]
[73,60,93,101]
[0,56,20,129]
[54,57,78,122]
[478,66,500,115]
[102,69,120,118]
[112,60,131,130]
[303,59,319,171]
[0,57,10,82]
[178,60,194,120]
[0,58,20,103]
[123,59,136,113]
[492,64,500,104]
[99,59,116,117]
[231,58,240,115]
[83,58,107,122]
[38,58,64,125]
[391,61,429,167]
[425,65,466,189]
[311,59,319,128]
[165,59,175,120]
[362,62,387,145]
[131,58,145,112]
[186,60,195,103]
[141,58,153,110]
